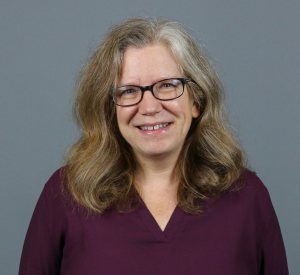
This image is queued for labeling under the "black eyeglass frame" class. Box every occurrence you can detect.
[110,78,194,107]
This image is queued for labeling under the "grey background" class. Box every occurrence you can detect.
[1,1,299,274]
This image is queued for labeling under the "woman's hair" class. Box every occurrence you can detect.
[63,17,246,215]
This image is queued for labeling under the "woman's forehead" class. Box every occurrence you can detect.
[118,44,182,86]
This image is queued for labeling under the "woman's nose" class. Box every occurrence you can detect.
[138,90,162,115]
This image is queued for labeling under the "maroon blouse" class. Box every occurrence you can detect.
[19,169,289,274]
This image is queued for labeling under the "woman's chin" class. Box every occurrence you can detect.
[133,145,181,161]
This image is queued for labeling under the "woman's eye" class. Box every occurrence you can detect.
[161,83,176,88]
[124,89,134,94]
[120,88,138,96]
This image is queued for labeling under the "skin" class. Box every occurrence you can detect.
[116,43,200,230]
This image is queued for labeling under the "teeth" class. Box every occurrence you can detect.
[140,123,169,131]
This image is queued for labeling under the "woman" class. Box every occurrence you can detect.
[19,17,289,274]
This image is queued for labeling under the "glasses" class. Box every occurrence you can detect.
[111,78,191,107]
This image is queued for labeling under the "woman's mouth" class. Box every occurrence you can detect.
[138,123,171,131]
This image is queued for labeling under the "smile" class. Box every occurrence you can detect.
[138,123,171,131]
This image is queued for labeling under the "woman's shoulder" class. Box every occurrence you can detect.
[222,169,273,216]
[38,167,73,215]
[42,167,65,198]
[237,169,271,200]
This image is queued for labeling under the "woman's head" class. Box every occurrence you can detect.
[66,17,245,214]
[74,17,222,150]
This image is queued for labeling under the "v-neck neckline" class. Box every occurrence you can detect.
[136,200,186,243]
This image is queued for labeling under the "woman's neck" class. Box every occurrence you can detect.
[134,153,180,200]
[133,154,180,231]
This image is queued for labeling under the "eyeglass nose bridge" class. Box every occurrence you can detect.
[137,83,159,103]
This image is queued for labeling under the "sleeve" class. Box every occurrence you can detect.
[19,171,65,275]
[258,196,289,275]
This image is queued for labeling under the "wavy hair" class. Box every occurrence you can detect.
[63,17,246,215]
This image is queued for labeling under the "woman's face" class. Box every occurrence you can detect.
[116,43,200,161]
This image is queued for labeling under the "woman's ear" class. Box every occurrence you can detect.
[192,103,200,118]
